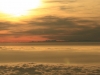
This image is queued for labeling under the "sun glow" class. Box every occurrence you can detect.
[0,0,41,16]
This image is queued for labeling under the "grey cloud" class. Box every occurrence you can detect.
[1,15,100,42]
[43,26,100,41]
[22,28,64,35]
[28,16,77,28]
[21,16,100,42]
[20,16,79,35]
[0,22,12,30]
[29,16,97,28]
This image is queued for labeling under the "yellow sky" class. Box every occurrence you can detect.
[0,0,100,42]
[0,0,100,22]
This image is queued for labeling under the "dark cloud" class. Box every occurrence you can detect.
[28,16,76,27]
[17,16,100,41]
[0,22,12,30]
[22,29,64,35]
[0,15,100,42]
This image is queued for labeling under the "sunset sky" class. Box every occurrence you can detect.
[0,0,100,42]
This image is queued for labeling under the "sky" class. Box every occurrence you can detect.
[0,0,100,42]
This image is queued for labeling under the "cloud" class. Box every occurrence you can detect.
[15,15,100,41]
[0,21,12,30]
[0,15,100,42]
[14,16,77,35]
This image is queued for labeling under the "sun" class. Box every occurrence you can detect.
[0,0,41,16]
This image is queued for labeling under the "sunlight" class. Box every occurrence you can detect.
[0,0,41,16]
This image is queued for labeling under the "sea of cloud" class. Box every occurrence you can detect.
[0,62,100,75]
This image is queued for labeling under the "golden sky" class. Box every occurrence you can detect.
[0,0,100,42]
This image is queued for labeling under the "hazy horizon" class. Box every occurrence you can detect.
[0,42,100,64]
